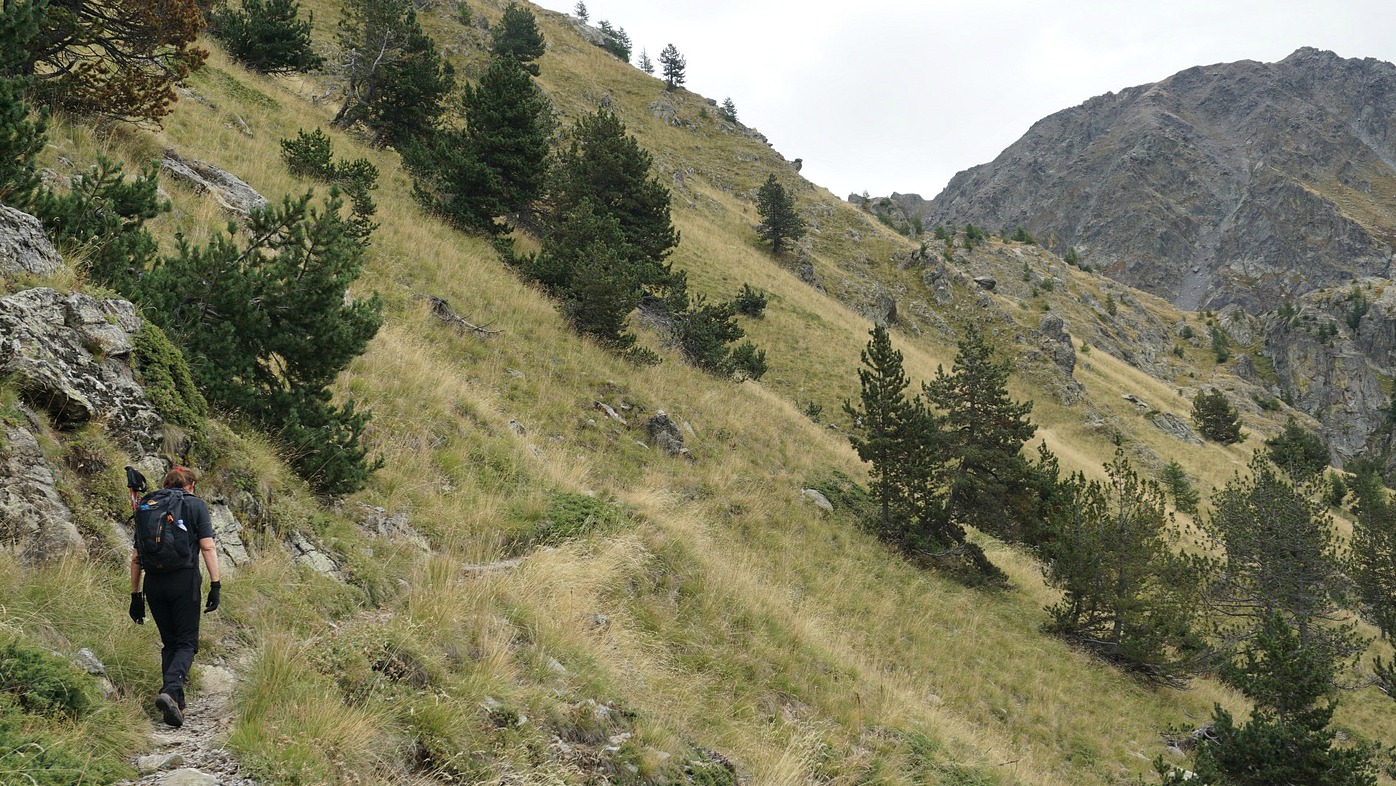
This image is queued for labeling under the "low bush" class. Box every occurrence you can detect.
[0,640,96,719]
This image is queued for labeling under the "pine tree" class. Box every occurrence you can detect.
[532,198,638,349]
[596,21,631,62]
[1265,417,1330,483]
[1349,466,1396,640]
[1206,453,1364,672]
[1160,459,1199,514]
[659,43,685,90]
[16,0,207,123]
[1193,614,1377,786]
[1192,387,1243,444]
[1043,450,1210,686]
[923,325,1040,543]
[524,111,683,356]
[550,109,680,294]
[210,0,324,75]
[356,9,453,147]
[843,324,929,540]
[26,157,166,290]
[719,97,737,123]
[638,48,654,75]
[755,174,806,255]
[573,1,587,22]
[406,56,552,233]
[0,4,46,204]
[333,0,454,147]
[491,2,546,75]
[138,190,384,494]
[844,327,986,558]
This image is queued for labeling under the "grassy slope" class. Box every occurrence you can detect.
[5,1,1395,783]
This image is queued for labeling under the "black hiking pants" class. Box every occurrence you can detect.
[144,568,202,707]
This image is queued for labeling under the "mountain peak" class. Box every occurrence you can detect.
[911,49,1396,314]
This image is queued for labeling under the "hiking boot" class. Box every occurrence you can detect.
[156,693,184,728]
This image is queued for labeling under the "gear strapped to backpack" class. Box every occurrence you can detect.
[133,488,195,573]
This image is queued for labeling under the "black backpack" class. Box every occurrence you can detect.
[134,488,194,573]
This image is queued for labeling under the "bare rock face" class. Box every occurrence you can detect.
[0,413,83,563]
[208,500,253,570]
[354,503,430,552]
[0,287,162,453]
[911,48,1396,313]
[1037,313,1076,376]
[0,205,63,278]
[161,149,269,218]
[1148,412,1204,446]
[289,533,340,577]
[1261,283,1394,464]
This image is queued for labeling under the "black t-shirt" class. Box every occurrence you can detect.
[182,494,216,542]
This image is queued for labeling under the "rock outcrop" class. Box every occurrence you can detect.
[644,411,692,460]
[161,149,269,219]
[0,413,84,562]
[0,205,63,278]
[1257,280,1395,463]
[209,500,253,570]
[0,288,169,561]
[0,287,163,453]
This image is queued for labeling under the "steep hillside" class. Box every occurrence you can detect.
[3,3,1396,786]
[896,47,1396,314]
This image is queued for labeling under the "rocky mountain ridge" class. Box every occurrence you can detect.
[883,47,1396,314]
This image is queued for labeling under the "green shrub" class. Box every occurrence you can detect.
[209,0,324,75]
[672,295,767,380]
[1211,324,1231,362]
[280,129,379,240]
[133,321,208,432]
[0,640,96,719]
[280,127,334,177]
[0,700,128,786]
[806,470,876,527]
[731,283,768,317]
[522,491,631,548]
[1346,286,1370,331]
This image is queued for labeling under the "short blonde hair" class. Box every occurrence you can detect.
[162,466,198,489]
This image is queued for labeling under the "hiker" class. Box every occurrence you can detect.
[127,465,220,728]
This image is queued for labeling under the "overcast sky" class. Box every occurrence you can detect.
[530,0,1396,200]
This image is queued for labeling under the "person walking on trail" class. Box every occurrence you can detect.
[127,466,220,728]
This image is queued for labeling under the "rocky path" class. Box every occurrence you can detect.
[116,659,259,786]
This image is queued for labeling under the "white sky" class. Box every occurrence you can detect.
[531,0,1396,200]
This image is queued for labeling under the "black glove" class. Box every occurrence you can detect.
[204,581,220,613]
[129,592,144,624]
